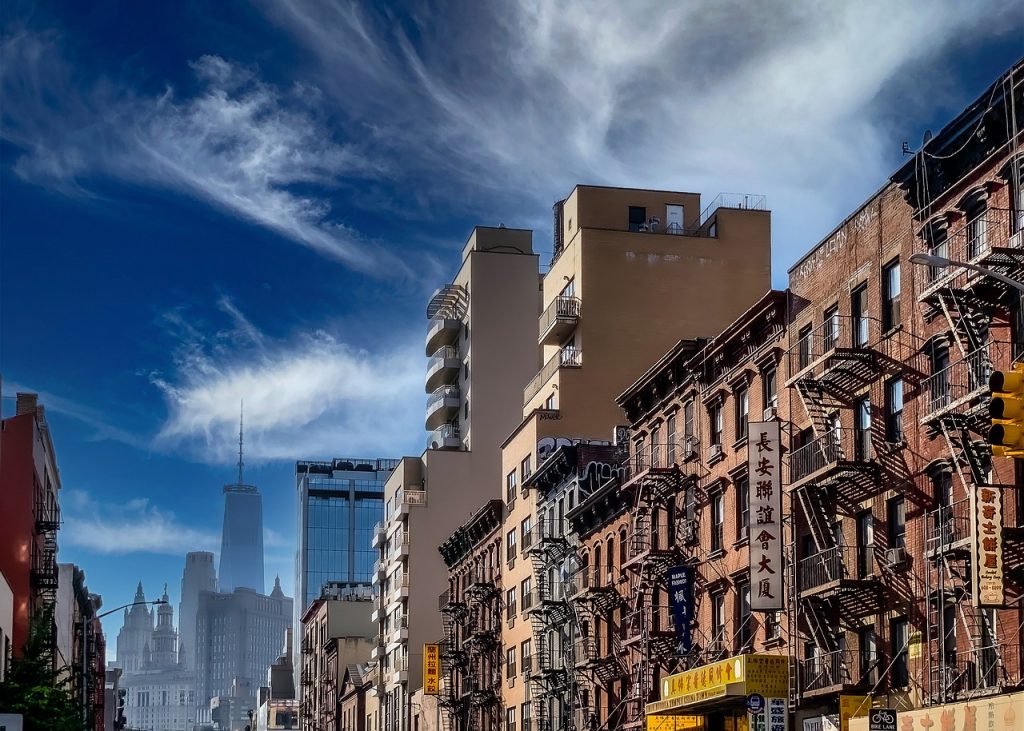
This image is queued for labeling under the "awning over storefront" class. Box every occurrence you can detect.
[848,690,1024,731]
[645,654,789,715]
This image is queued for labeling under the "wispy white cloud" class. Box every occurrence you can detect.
[0,35,403,273]
[61,489,220,555]
[150,296,424,463]
[261,0,1024,269]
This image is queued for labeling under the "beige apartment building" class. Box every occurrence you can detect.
[500,186,772,731]
[370,227,541,731]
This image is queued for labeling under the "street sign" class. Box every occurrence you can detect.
[747,693,765,713]
[868,709,896,731]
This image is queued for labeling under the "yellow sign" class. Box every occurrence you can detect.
[907,631,922,660]
[423,644,440,695]
[838,695,869,731]
[649,654,788,714]
[848,690,1024,731]
[647,716,704,731]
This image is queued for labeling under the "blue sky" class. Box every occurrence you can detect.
[2,1,1022,655]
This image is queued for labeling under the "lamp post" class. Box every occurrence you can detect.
[84,598,167,725]
[908,252,1024,293]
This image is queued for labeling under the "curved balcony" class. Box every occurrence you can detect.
[425,345,460,392]
[425,386,460,431]
[428,422,461,450]
[538,296,580,345]
[425,317,461,356]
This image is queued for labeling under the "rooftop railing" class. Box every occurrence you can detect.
[523,347,582,406]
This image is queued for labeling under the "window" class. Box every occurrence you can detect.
[966,200,988,259]
[521,577,532,611]
[823,304,839,351]
[888,497,906,549]
[520,516,532,549]
[506,470,517,505]
[735,475,750,540]
[931,345,950,411]
[858,627,877,684]
[683,401,694,444]
[886,377,904,442]
[521,639,532,674]
[506,646,516,678]
[797,324,812,369]
[521,704,532,731]
[506,588,517,619]
[521,455,532,482]
[464,399,469,419]
[506,706,516,731]
[628,206,647,232]
[764,611,781,641]
[651,424,662,467]
[666,413,677,463]
[506,529,517,563]
[709,402,723,446]
[925,223,949,282]
[711,592,726,650]
[544,394,556,410]
[711,491,724,552]
[856,511,874,579]
[891,617,909,687]
[1012,160,1024,233]
[854,397,871,461]
[883,259,901,330]
[734,384,749,441]
[852,283,869,347]
[762,366,778,410]
[736,583,752,651]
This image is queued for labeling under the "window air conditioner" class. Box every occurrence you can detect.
[763,406,778,421]
[884,547,908,567]
[708,444,723,461]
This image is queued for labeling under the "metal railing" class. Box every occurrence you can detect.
[787,315,889,379]
[801,649,878,692]
[923,344,996,419]
[523,347,582,405]
[921,207,1020,294]
[789,427,872,483]
[926,500,971,551]
[699,193,768,226]
[428,422,460,448]
[799,545,875,591]
[565,566,618,597]
[538,296,581,339]
[934,643,1020,695]
[427,345,459,374]
[403,490,427,507]
[623,441,689,482]
[427,385,460,414]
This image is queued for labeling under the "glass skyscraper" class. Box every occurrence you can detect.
[294,458,397,611]
[219,484,264,594]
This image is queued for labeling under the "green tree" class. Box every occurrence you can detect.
[0,607,85,731]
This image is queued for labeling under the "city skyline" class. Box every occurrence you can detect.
[3,0,1024,669]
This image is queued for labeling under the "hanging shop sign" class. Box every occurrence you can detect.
[972,485,1004,607]
[423,643,440,694]
[748,422,783,610]
[667,565,694,654]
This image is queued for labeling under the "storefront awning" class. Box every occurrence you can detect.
[645,654,789,715]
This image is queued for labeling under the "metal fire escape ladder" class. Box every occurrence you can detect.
[794,378,844,439]
[938,415,989,490]
[935,289,990,359]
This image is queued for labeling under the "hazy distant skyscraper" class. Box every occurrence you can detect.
[219,485,264,593]
[218,406,265,593]
[179,551,217,670]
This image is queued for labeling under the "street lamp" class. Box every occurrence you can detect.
[84,598,168,723]
[908,252,1024,293]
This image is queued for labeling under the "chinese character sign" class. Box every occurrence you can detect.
[973,485,1004,607]
[666,565,694,653]
[748,422,783,610]
[423,644,440,695]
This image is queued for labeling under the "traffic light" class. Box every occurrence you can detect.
[989,363,1024,458]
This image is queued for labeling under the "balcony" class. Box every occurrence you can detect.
[926,500,971,556]
[786,315,897,392]
[788,427,878,492]
[425,317,461,356]
[620,441,689,496]
[374,559,386,581]
[800,545,879,592]
[523,347,582,406]
[919,208,1024,303]
[34,501,61,533]
[929,643,1021,702]
[372,522,386,549]
[388,531,411,560]
[538,296,581,345]
[428,422,461,450]
[921,343,1003,424]
[800,649,878,696]
[425,385,460,431]
[371,643,385,661]
[389,656,408,684]
[30,549,58,589]
[425,345,460,393]
[395,490,427,517]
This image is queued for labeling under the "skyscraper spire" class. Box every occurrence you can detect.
[238,400,244,486]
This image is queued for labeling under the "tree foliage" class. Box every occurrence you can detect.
[0,607,85,731]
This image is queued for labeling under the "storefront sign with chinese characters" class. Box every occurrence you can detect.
[423,643,440,694]
[667,565,694,654]
[747,422,783,610]
[973,485,1004,607]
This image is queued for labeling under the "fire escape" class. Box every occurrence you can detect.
[525,516,574,731]
[460,568,502,731]
[915,206,1024,704]
[440,590,470,731]
[785,316,899,700]
[619,441,692,728]
[31,488,60,647]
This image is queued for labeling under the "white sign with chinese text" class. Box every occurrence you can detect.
[748,422,783,610]
[973,485,1004,607]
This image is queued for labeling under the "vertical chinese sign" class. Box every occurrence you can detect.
[748,422,783,610]
[666,565,694,654]
[423,643,440,694]
[972,485,1004,607]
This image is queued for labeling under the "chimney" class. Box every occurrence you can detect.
[16,392,38,416]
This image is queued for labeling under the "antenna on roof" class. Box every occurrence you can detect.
[238,400,244,486]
